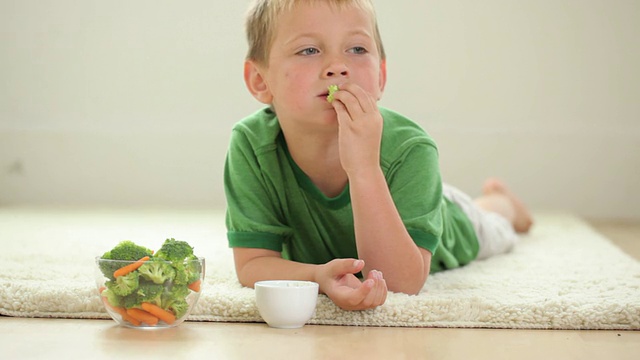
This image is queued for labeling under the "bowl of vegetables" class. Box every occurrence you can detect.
[96,238,205,329]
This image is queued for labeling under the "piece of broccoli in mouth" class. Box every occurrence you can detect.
[105,271,140,297]
[138,258,177,285]
[327,84,339,103]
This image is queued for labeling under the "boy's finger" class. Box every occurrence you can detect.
[330,258,365,277]
[331,99,352,124]
[362,271,384,308]
[341,83,376,113]
[333,279,372,310]
[351,279,375,308]
[374,276,387,306]
[332,89,365,119]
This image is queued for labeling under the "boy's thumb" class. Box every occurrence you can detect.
[332,258,365,275]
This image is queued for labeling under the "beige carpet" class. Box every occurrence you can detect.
[0,207,638,329]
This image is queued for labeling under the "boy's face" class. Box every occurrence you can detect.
[245,2,386,128]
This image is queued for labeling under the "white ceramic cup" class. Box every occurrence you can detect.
[254,280,319,329]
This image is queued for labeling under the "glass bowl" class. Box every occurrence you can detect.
[95,256,205,329]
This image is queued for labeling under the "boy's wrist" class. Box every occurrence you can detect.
[346,166,385,186]
[313,263,328,294]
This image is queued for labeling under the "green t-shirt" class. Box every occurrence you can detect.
[224,107,479,273]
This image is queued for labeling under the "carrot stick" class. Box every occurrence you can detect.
[102,299,142,326]
[114,307,142,326]
[126,308,159,326]
[113,256,150,278]
[188,279,201,292]
[141,302,176,325]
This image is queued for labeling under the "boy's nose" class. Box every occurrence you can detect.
[326,69,348,77]
[325,64,349,78]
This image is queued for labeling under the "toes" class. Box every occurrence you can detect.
[482,177,504,195]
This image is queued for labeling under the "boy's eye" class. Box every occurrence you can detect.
[298,48,320,56]
[349,46,368,54]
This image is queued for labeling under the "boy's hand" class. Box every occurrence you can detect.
[317,258,387,311]
[330,83,383,178]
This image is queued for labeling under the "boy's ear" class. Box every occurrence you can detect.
[244,60,273,104]
[378,59,387,97]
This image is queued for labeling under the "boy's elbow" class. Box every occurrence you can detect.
[405,288,422,296]
[395,249,432,295]
[389,273,428,295]
[233,247,281,289]
[400,251,432,295]
[410,273,429,295]
[236,274,254,289]
[234,262,257,289]
[387,262,430,295]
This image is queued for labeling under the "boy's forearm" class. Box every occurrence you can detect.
[349,168,429,294]
[235,255,321,289]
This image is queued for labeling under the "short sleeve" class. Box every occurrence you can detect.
[224,128,292,252]
[385,143,444,255]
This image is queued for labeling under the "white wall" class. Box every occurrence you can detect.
[1,0,639,220]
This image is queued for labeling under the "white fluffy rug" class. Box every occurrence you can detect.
[0,207,638,329]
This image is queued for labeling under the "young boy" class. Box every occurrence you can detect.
[224,0,533,311]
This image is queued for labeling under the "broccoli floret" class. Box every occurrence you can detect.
[155,238,197,285]
[137,282,164,303]
[122,281,165,309]
[122,294,139,309]
[155,238,194,263]
[166,284,190,301]
[327,84,339,103]
[162,286,191,319]
[171,263,189,285]
[105,271,140,297]
[167,299,189,319]
[153,238,202,286]
[106,240,153,260]
[99,240,153,280]
[185,255,202,285]
[138,258,176,285]
[160,284,190,311]
[101,288,123,308]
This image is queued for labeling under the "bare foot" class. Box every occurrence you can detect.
[482,178,533,233]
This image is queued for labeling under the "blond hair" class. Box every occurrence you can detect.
[245,0,386,65]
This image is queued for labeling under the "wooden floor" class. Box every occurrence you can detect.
[0,220,638,360]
